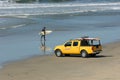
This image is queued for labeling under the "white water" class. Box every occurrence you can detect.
[0,2,120,16]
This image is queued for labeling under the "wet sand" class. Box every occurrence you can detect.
[0,41,120,80]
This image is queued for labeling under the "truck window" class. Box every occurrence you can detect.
[90,40,100,45]
[73,42,78,46]
[81,40,90,46]
[65,42,72,46]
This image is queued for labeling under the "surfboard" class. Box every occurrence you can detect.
[39,30,52,35]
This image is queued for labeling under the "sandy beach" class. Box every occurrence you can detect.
[0,41,120,80]
[1,1,120,80]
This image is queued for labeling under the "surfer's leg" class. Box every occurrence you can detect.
[44,35,46,41]
[41,35,44,41]
[41,35,46,41]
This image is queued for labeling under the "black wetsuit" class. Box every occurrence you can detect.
[41,28,46,41]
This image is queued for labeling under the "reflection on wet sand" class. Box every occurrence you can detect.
[40,40,51,54]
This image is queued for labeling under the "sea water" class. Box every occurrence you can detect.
[0,0,120,67]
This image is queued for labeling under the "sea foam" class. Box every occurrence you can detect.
[0,2,120,16]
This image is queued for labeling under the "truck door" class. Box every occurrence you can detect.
[64,41,80,54]
[71,41,80,54]
[64,41,72,53]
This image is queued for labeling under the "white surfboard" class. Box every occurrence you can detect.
[39,30,52,35]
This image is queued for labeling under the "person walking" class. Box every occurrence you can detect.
[41,27,46,41]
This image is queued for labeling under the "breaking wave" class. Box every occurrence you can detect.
[0,24,26,30]
[0,2,120,16]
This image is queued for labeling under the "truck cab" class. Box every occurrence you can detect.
[54,37,102,58]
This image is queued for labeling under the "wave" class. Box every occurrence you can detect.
[0,24,26,30]
[11,24,26,28]
[1,2,120,8]
[11,15,29,18]
[0,2,120,16]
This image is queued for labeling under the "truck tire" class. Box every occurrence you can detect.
[55,49,63,57]
[81,50,88,58]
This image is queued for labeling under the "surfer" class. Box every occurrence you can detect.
[41,27,46,41]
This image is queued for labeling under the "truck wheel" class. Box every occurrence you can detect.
[55,50,63,57]
[81,50,88,58]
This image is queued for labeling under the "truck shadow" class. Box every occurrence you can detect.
[64,54,113,58]
[88,55,113,58]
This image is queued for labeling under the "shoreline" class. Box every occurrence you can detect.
[0,40,119,66]
[0,40,120,80]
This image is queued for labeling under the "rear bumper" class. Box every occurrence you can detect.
[93,50,102,54]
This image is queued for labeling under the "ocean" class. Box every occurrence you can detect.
[0,0,120,67]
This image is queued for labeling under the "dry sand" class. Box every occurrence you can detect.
[0,41,120,80]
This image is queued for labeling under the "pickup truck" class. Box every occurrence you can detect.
[54,37,102,58]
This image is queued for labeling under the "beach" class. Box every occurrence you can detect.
[0,1,120,79]
[1,1,120,66]
[0,41,120,80]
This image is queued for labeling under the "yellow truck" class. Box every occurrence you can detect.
[54,37,102,58]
